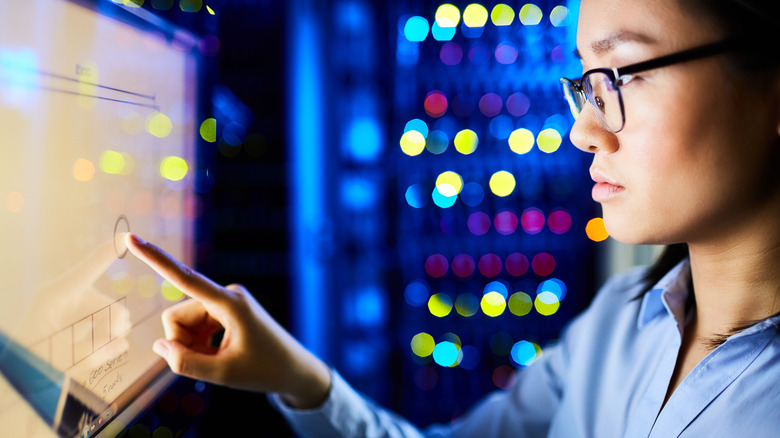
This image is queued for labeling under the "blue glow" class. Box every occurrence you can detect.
[222,121,246,146]
[460,182,484,206]
[432,341,459,367]
[405,183,428,208]
[544,114,570,134]
[459,345,481,370]
[404,280,430,307]
[426,130,448,154]
[0,49,38,106]
[483,280,509,299]
[288,5,326,358]
[341,176,376,210]
[431,21,457,41]
[537,278,567,301]
[404,118,429,137]
[432,115,458,139]
[511,341,538,367]
[489,115,513,140]
[432,186,457,208]
[347,117,382,161]
[403,16,429,41]
[353,286,386,327]
[461,24,483,38]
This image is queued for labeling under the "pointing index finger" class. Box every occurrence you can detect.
[125,233,223,303]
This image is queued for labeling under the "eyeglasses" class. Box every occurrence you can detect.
[560,38,740,133]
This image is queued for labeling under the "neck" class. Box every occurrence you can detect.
[687,213,780,339]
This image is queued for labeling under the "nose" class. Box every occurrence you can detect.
[569,105,619,155]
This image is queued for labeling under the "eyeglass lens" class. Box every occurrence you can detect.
[581,72,624,132]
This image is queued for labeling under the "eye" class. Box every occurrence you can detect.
[594,95,606,111]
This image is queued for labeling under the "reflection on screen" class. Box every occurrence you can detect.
[0,1,197,436]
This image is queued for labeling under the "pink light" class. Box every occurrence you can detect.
[521,207,545,235]
[425,254,449,278]
[478,253,502,277]
[532,252,556,277]
[494,211,518,235]
[506,253,529,277]
[452,254,476,278]
[467,211,491,235]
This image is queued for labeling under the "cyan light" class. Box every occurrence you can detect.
[341,176,376,210]
[511,341,539,367]
[405,183,428,208]
[537,278,567,301]
[431,21,457,41]
[404,280,430,307]
[347,117,382,161]
[433,341,459,367]
[403,16,429,42]
[404,118,429,138]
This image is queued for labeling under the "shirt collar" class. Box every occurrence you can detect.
[637,258,691,330]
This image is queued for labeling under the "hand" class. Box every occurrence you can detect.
[124,233,331,409]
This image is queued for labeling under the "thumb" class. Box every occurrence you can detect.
[153,338,219,380]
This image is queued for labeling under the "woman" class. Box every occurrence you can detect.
[125,0,780,435]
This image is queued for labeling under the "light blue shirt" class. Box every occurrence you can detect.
[271,260,780,437]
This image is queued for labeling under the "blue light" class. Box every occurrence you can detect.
[431,21,456,41]
[537,278,567,301]
[483,280,509,299]
[544,114,570,134]
[426,130,448,154]
[404,118,429,137]
[459,345,481,370]
[405,184,428,208]
[403,16,429,42]
[489,115,513,140]
[460,182,484,206]
[347,117,382,161]
[353,286,386,327]
[510,341,538,368]
[341,176,376,210]
[404,280,430,307]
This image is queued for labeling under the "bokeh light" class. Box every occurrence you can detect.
[478,253,502,277]
[411,332,436,357]
[548,209,572,234]
[550,6,571,27]
[433,341,460,367]
[494,42,518,64]
[467,211,491,235]
[161,279,184,302]
[435,4,461,27]
[455,293,479,317]
[453,129,478,154]
[508,128,534,154]
[400,130,426,156]
[426,130,449,154]
[160,156,189,181]
[506,92,530,116]
[436,171,464,194]
[481,291,506,317]
[431,20,457,41]
[199,118,216,142]
[510,340,541,367]
[521,207,545,234]
[424,90,448,118]
[145,112,173,138]
[492,365,516,389]
[460,182,484,206]
[432,184,457,208]
[537,128,562,153]
[428,293,453,317]
[404,16,430,41]
[100,150,126,175]
[404,118,429,137]
[534,291,560,315]
[489,115,513,140]
[404,280,430,307]
[508,292,533,316]
[518,4,543,25]
[462,4,488,27]
[538,278,567,301]
[405,183,428,208]
[478,93,503,117]
[458,345,480,370]
[494,210,518,235]
[489,171,516,197]
[425,254,449,278]
[440,42,463,65]
[531,252,556,276]
[452,254,476,278]
[586,217,609,242]
[491,4,515,25]
[505,253,529,276]
[73,158,95,182]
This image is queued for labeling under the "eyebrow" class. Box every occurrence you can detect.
[574,30,658,59]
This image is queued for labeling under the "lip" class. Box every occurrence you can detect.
[590,169,625,202]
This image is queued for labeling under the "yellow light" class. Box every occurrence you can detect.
[411,332,436,357]
[463,4,488,28]
[491,4,515,26]
[454,129,478,155]
[111,272,134,295]
[435,4,461,28]
[455,293,479,317]
[508,128,535,154]
[161,279,184,301]
[180,0,203,13]
[534,291,560,316]
[508,292,533,316]
[518,4,543,25]
[550,6,569,27]
[206,5,215,15]
[160,156,189,181]
[537,128,562,153]
[73,158,95,182]
[200,118,217,143]
[586,217,610,242]
[146,112,173,138]
[400,130,426,156]
[481,291,506,317]
[489,170,516,197]
[6,192,24,213]
[100,150,125,175]
[428,293,453,317]
[436,171,464,195]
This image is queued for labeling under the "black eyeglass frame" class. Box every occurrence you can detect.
[560,38,742,133]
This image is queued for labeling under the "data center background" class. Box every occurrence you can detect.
[111,0,609,435]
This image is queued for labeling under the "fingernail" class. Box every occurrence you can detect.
[130,233,146,245]
[153,340,168,358]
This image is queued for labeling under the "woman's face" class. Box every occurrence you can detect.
[571,0,780,245]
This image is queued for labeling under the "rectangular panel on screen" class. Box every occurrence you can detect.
[0,1,198,436]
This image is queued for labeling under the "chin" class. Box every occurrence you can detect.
[602,211,672,246]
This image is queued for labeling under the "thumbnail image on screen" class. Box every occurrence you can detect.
[0,1,199,436]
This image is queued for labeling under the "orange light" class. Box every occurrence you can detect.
[585,217,609,242]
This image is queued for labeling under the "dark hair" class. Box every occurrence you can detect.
[639,0,780,348]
